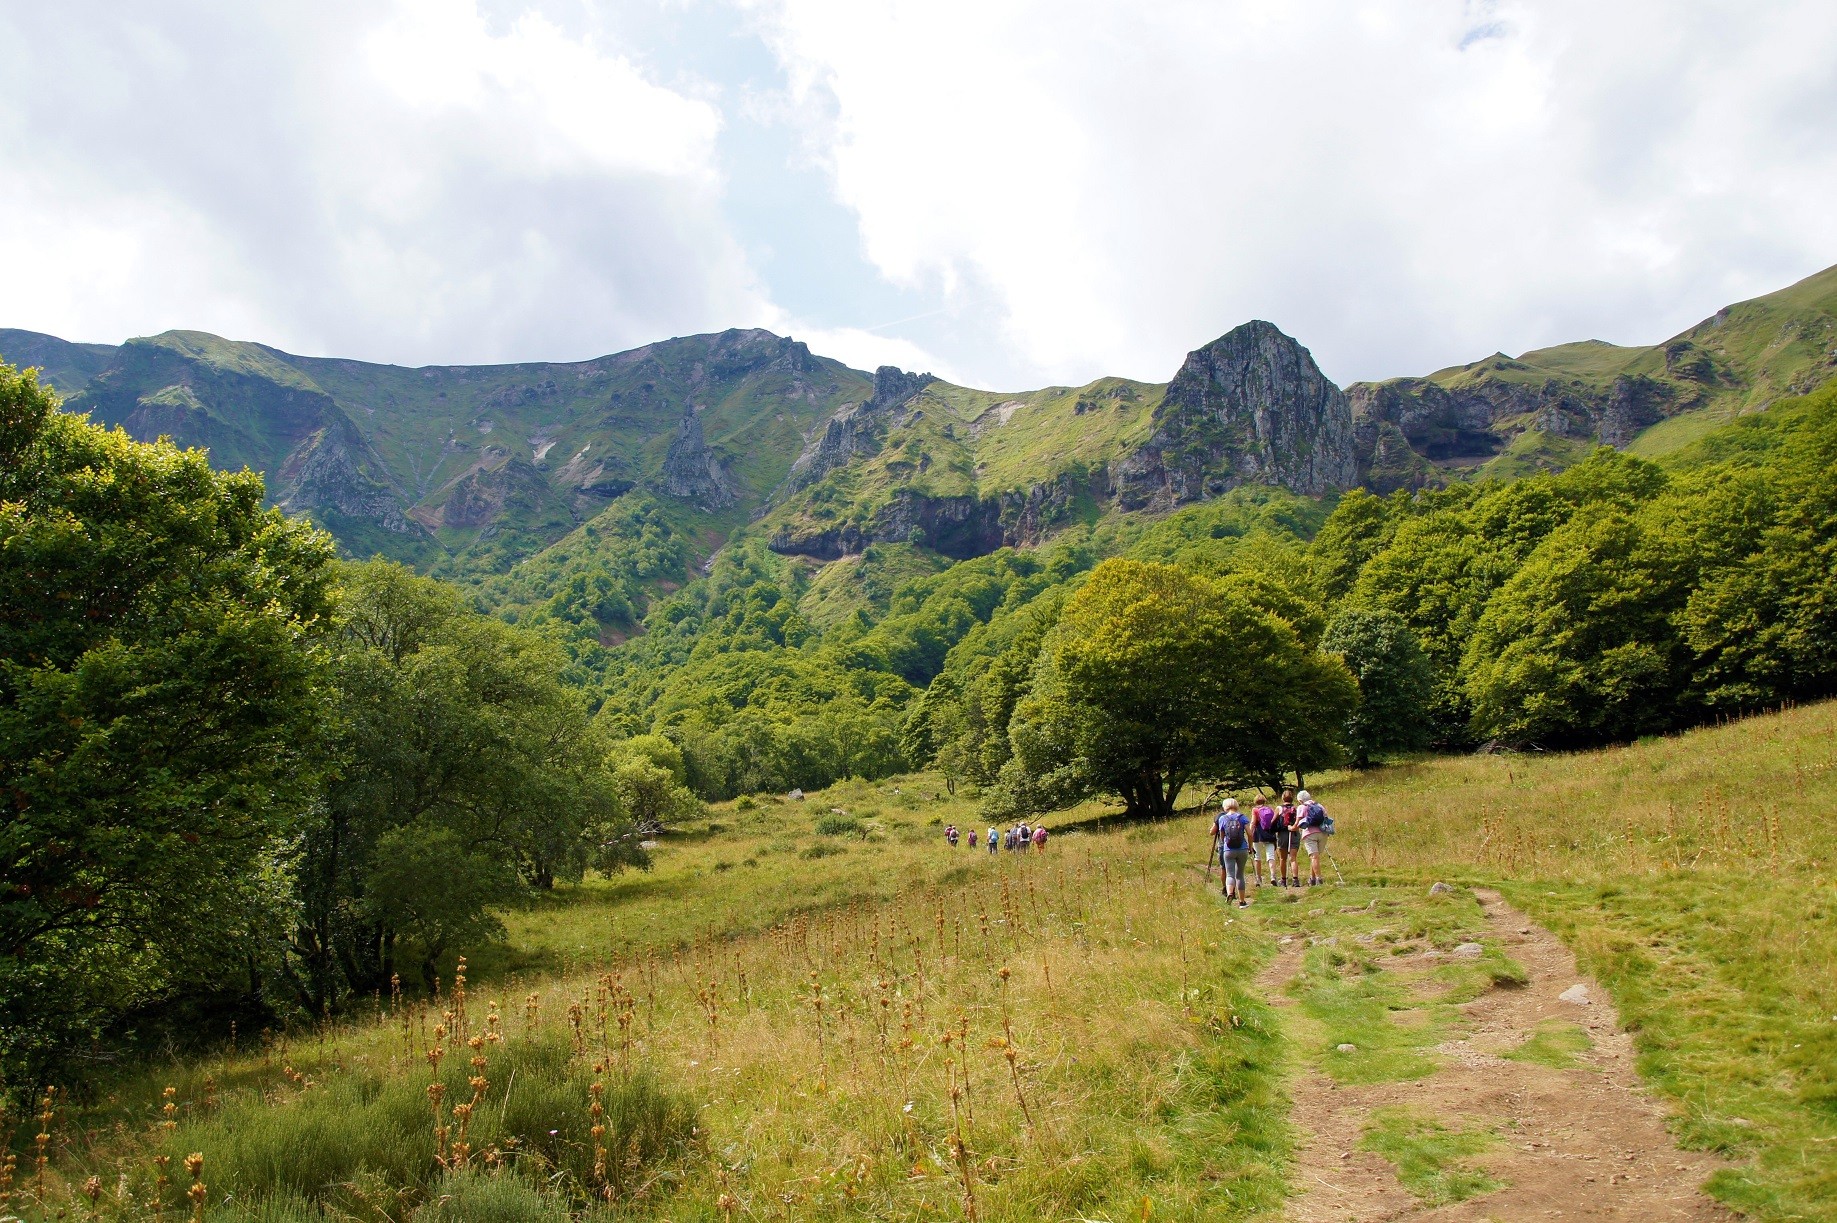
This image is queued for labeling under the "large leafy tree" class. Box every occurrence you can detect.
[1322,608,1436,767]
[993,559,1356,819]
[283,561,641,1014]
[0,363,334,1081]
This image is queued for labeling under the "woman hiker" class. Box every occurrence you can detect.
[1275,789,1301,887]
[1296,789,1327,886]
[1212,798,1252,909]
[1250,794,1280,887]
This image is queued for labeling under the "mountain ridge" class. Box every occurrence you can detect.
[5,260,1835,587]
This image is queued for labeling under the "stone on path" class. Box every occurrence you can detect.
[1453,942,1484,957]
[1559,983,1592,1005]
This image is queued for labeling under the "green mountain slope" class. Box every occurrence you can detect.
[1348,261,1837,490]
[0,328,118,395]
[32,328,869,576]
[2,318,1360,595]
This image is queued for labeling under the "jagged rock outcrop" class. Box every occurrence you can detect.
[784,365,933,493]
[1111,321,1356,510]
[1347,379,1496,493]
[275,420,416,532]
[769,489,1002,561]
[659,410,736,508]
[1347,367,1683,485]
[768,465,1109,562]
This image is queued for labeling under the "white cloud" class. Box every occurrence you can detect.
[777,321,963,385]
[3,1,1834,392]
[755,0,1837,385]
[0,1,768,365]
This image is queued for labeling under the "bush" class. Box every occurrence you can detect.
[815,814,863,836]
[418,1171,570,1222]
[143,1039,697,1214]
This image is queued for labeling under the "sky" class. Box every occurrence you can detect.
[2,0,1835,390]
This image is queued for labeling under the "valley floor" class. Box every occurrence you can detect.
[13,703,1837,1221]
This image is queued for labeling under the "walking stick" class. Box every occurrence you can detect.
[1325,844,1347,886]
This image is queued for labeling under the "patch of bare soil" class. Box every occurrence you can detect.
[1263,888,1734,1221]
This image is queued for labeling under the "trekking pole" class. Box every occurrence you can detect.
[1325,845,1347,886]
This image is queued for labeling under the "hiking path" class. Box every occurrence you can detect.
[1236,879,1733,1221]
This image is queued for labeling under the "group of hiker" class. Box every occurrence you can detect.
[944,822,1048,854]
[1209,789,1333,908]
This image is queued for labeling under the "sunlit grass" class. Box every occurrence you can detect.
[1359,1107,1502,1205]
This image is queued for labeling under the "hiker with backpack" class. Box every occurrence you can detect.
[987,826,999,855]
[1031,824,1047,853]
[1211,798,1252,908]
[1250,795,1280,887]
[1275,789,1301,887]
[1296,790,1330,886]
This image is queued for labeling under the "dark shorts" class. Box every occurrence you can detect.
[1275,830,1300,852]
[1252,827,1276,843]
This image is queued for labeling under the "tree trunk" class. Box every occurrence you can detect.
[420,939,447,996]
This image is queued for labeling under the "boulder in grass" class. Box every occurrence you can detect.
[1454,942,1485,957]
[1429,881,1455,896]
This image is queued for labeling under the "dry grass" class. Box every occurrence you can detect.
[16,792,1288,1221]
[1324,699,1837,1220]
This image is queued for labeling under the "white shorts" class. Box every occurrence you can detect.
[1257,842,1276,862]
[1301,831,1323,856]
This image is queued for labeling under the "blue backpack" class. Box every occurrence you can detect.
[1305,801,1335,836]
[1217,812,1250,851]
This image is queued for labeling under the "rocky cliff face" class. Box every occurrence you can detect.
[275,420,417,532]
[1346,366,1682,490]
[784,365,933,493]
[1111,321,1356,510]
[659,410,737,508]
[1347,379,1495,493]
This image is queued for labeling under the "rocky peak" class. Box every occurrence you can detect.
[1112,320,1356,509]
[867,365,932,412]
[659,409,737,508]
[782,365,934,494]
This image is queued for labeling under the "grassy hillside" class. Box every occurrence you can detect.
[1347,261,1837,488]
[33,328,869,577]
[0,329,117,395]
[16,701,1835,1220]
[1328,699,1837,1218]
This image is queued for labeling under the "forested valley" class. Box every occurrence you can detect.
[6,337,1836,1091]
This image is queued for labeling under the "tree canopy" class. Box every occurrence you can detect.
[991,559,1356,819]
[0,362,335,1079]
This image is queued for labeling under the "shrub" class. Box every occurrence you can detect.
[146,1039,696,1214]
[815,814,863,836]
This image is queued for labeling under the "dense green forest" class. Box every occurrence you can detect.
[5,348,1836,1093]
[488,380,1837,804]
[0,365,693,1087]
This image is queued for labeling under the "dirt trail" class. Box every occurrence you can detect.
[1262,886,1733,1222]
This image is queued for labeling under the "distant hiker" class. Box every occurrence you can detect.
[1031,825,1048,853]
[1276,789,1301,887]
[1251,796,1280,886]
[946,824,959,848]
[1296,790,1327,886]
[1003,828,1016,852]
[1212,798,1252,908]
[988,826,999,854]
